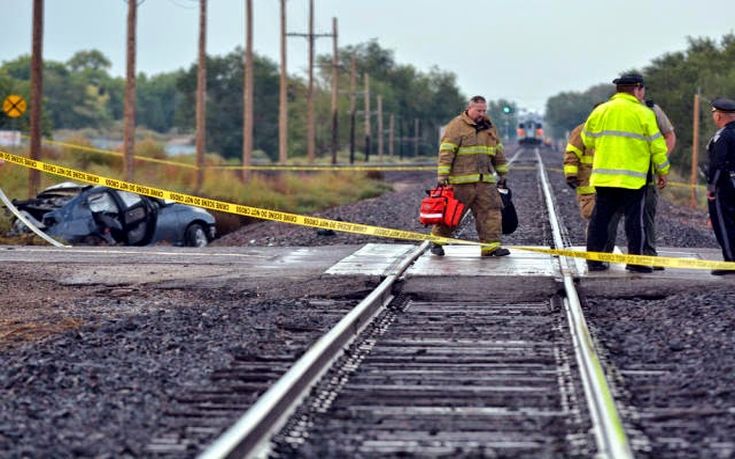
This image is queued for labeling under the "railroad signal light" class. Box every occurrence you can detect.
[502,105,512,115]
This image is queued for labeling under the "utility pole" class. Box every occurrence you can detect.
[398,116,404,160]
[195,0,207,192]
[348,55,356,164]
[287,0,334,163]
[376,95,383,161]
[278,0,288,164]
[363,72,371,162]
[414,118,420,157]
[243,0,254,181]
[690,90,701,208]
[306,0,315,162]
[330,17,339,164]
[123,0,137,182]
[388,113,395,156]
[29,0,43,196]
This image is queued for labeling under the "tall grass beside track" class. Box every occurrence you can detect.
[0,139,393,241]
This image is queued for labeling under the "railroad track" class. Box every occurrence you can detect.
[196,147,634,458]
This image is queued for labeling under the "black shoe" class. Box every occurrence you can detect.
[482,247,510,257]
[653,266,665,271]
[626,264,654,273]
[587,261,609,272]
[711,269,735,276]
[430,243,445,256]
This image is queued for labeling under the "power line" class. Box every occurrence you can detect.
[166,0,198,10]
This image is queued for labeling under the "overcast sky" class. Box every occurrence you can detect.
[1,0,733,113]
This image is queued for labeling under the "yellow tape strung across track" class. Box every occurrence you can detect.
[515,246,735,271]
[2,149,732,271]
[19,137,712,185]
[207,164,437,171]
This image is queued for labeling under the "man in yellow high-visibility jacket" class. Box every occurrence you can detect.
[581,73,670,273]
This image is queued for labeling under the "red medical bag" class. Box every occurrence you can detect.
[418,186,465,228]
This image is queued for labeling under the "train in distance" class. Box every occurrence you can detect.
[517,116,546,146]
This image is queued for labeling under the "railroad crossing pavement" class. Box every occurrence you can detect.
[0,243,730,294]
[0,245,358,287]
[326,243,734,299]
[327,243,728,279]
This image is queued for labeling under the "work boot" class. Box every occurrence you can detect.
[430,243,445,256]
[482,247,510,257]
[587,261,609,272]
[711,269,735,276]
[625,264,654,273]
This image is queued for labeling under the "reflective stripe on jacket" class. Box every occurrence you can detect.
[582,92,670,189]
[563,123,595,195]
[438,112,508,185]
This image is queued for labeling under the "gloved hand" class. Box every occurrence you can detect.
[437,177,449,187]
[566,176,579,190]
[497,177,507,188]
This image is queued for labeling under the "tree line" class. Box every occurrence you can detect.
[0,41,520,162]
[545,34,735,175]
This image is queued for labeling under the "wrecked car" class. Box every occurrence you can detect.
[9,182,216,247]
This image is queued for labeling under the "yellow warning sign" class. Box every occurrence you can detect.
[2,95,27,118]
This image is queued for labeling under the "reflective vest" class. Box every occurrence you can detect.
[438,112,508,185]
[582,92,669,189]
[563,123,595,195]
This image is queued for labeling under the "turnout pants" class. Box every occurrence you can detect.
[708,182,735,262]
[431,182,502,254]
[587,186,646,260]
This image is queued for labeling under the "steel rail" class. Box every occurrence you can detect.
[200,144,545,458]
[535,148,633,459]
[199,243,428,459]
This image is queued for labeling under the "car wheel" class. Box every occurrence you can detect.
[185,223,208,247]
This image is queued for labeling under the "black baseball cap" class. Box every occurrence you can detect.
[612,73,645,86]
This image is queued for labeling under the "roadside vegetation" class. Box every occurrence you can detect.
[545,33,735,178]
[0,139,394,240]
[0,41,495,161]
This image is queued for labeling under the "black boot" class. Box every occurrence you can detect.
[430,243,445,256]
[587,261,609,272]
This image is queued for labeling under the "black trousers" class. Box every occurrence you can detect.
[708,181,735,262]
[587,186,646,257]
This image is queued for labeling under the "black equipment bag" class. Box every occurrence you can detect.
[498,186,518,235]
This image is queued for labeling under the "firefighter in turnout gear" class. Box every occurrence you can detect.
[430,95,510,257]
[582,73,670,273]
[564,123,597,219]
[706,97,735,275]
[564,122,621,252]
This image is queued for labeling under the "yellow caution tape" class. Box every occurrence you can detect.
[0,149,469,247]
[207,164,436,171]
[517,246,735,271]
[2,149,731,270]
[14,137,712,187]
[26,136,436,172]
[27,136,199,169]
